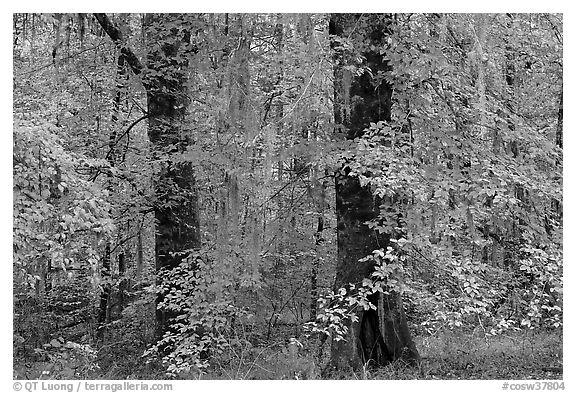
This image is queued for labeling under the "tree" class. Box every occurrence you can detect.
[13,12,562,380]
[328,14,420,371]
[94,13,201,336]
[143,14,202,335]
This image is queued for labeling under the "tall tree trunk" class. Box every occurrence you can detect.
[94,13,201,338]
[550,90,562,234]
[502,14,531,258]
[309,167,325,321]
[328,14,420,373]
[142,14,201,336]
[98,244,112,325]
[472,14,490,143]
[98,29,128,332]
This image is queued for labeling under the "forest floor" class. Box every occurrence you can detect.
[196,329,563,380]
[14,329,562,380]
[369,330,563,380]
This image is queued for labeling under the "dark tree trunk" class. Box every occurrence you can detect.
[98,244,112,326]
[98,39,127,332]
[310,214,323,321]
[94,13,201,338]
[328,13,420,372]
[143,14,201,337]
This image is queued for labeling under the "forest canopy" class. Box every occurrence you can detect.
[13,13,562,380]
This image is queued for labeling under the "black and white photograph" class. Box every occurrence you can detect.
[13,11,563,383]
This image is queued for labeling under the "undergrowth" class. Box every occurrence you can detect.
[15,329,562,380]
[183,329,562,380]
[366,329,563,380]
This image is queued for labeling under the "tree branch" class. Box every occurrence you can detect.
[105,114,150,162]
[93,13,143,75]
[16,42,107,77]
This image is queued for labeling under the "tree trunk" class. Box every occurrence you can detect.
[98,244,112,326]
[94,13,202,337]
[328,13,420,373]
[98,27,128,332]
[142,14,201,336]
[556,92,562,149]
[310,165,326,321]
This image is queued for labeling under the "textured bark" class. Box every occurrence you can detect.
[329,14,420,372]
[143,14,201,336]
[95,13,201,336]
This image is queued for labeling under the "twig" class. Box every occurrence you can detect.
[104,114,150,162]
[16,42,107,77]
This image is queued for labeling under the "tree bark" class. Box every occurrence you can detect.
[95,13,201,337]
[556,92,562,149]
[98,19,131,330]
[328,13,420,373]
[97,243,112,326]
[143,14,201,336]
[94,13,143,75]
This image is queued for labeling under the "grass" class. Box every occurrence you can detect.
[199,329,562,380]
[14,329,562,380]
[367,329,563,380]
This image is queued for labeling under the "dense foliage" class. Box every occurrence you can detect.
[314,14,562,340]
[13,13,562,380]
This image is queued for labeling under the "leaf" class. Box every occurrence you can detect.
[49,339,61,348]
